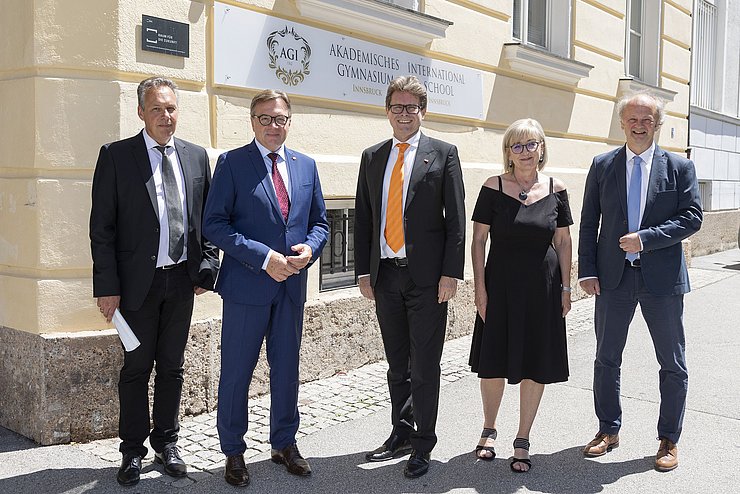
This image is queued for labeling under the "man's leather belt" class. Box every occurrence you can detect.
[625,259,641,268]
[381,257,408,268]
[158,261,186,270]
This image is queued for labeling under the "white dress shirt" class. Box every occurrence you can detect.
[625,142,654,256]
[253,140,292,270]
[142,130,188,267]
[379,130,421,259]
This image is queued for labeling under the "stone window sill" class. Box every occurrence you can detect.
[294,0,452,46]
[618,78,677,103]
[501,42,593,86]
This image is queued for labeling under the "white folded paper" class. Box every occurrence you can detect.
[112,309,141,352]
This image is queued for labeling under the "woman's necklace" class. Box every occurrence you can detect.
[512,171,538,201]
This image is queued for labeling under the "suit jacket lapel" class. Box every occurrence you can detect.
[642,145,667,222]
[406,133,435,208]
[174,138,193,219]
[613,146,628,222]
[284,147,302,222]
[371,140,394,221]
[248,140,284,224]
[132,131,159,219]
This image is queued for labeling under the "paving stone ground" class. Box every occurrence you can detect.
[79,265,730,488]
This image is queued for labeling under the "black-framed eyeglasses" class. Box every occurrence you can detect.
[388,104,422,115]
[509,140,542,154]
[253,114,290,127]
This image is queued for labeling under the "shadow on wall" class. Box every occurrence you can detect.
[487,75,576,133]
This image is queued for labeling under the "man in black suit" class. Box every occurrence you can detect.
[90,77,219,486]
[354,75,465,478]
[578,92,702,471]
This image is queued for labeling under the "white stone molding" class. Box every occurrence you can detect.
[294,0,452,46]
[617,77,677,103]
[501,42,593,86]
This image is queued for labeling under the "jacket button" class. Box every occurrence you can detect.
[155,227,159,232]
[623,220,627,225]
[151,255,156,260]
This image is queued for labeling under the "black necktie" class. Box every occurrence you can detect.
[156,146,184,262]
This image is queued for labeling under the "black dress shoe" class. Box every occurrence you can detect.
[224,454,250,487]
[404,450,430,478]
[117,454,142,486]
[271,443,312,476]
[154,445,187,478]
[365,434,413,462]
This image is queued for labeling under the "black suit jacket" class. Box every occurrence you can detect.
[90,131,219,310]
[578,144,702,296]
[354,133,466,287]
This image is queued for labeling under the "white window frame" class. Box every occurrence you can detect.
[691,0,727,112]
[511,0,570,58]
[624,0,661,86]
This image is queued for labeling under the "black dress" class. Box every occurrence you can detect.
[469,176,573,384]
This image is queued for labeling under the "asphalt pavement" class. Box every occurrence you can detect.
[1,248,739,493]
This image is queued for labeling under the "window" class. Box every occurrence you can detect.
[511,0,570,57]
[319,201,356,291]
[294,0,451,47]
[382,0,419,10]
[691,0,721,111]
[624,0,660,85]
[627,0,643,78]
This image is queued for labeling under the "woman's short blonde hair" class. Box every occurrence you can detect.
[501,118,547,174]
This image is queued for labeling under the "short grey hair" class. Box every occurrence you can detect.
[137,77,178,110]
[616,91,665,126]
[502,118,548,173]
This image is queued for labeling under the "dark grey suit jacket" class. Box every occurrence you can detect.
[578,144,703,296]
[90,131,219,310]
[354,133,466,288]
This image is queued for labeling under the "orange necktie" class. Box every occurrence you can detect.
[385,142,410,253]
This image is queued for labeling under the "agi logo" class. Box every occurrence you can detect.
[266,27,311,86]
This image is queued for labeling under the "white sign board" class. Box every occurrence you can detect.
[213,2,483,119]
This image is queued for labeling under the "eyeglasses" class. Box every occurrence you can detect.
[252,114,290,127]
[509,140,542,154]
[388,104,422,115]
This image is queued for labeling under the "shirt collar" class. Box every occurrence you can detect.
[392,130,421,149]
[254,139,286,163]
[625,142,655,167]
[142,129,174,150]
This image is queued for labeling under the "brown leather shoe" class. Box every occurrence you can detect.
[655,438,678,472]
[271,443,312,476]
[583,432,620,457]
[224,454,250,487]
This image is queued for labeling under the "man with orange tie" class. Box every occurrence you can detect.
[354,75,466,478]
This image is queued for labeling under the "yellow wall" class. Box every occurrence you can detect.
[0,0,693,334]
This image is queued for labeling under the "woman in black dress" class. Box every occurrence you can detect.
[469,118,573,472]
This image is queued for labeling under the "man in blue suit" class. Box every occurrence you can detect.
[203,89,328,487]
[578,92,702,472]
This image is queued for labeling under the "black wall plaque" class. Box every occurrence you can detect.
[142,15,189,57]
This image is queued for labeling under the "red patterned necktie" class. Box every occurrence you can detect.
[268,152,290,221]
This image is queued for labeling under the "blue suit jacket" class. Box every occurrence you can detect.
[578,144,703,296]
[203,140,328,306]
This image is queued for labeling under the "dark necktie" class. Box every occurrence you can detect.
[268,152,290,221]
[156,146,184,262]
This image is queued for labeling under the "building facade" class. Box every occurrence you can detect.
[0,0,700,443]
[688,0,740,253]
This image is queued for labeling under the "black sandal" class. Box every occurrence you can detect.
[475,428,497,461]
[510,437,532,472]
